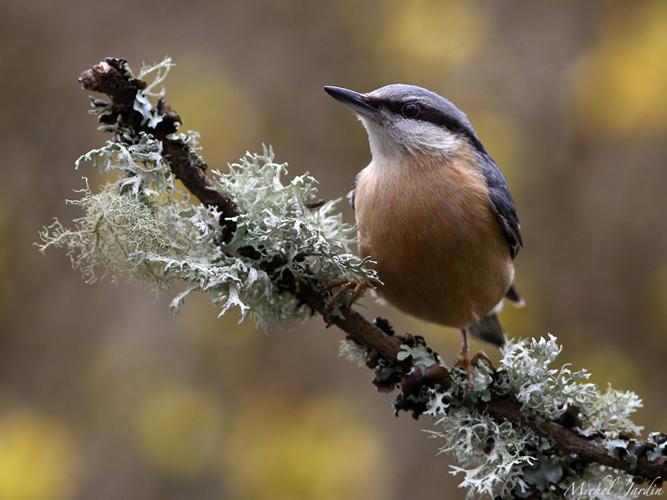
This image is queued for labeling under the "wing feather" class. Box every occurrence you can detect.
[477,152,523,259]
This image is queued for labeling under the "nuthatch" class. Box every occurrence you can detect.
[324,84,524,387]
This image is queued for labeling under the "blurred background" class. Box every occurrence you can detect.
[1,0,666,498]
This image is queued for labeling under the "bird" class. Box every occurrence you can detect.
[323,84,524,390]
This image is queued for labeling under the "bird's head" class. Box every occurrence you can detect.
[324,84,483,166]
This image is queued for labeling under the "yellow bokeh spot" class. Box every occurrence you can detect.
[575,346,644,398]
[498,272,544,342]
[470,111,527,194]
[0,412,78,500]
[381,0,488,73]
[179,292,260,349]
[568,1,667,136]
[168,58,261,164]
[223,396,387,500]
[135,386,224,477]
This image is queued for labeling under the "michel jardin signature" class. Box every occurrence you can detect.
[565,476,663,497]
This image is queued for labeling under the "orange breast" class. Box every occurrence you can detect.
[354,157,513,328]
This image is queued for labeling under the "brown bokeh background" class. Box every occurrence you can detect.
[1,0,666,498]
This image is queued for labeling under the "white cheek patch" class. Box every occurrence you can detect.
[360,114,463,164]
[394,119,462,154]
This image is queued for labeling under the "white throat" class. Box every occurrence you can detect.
[359,115,463,169]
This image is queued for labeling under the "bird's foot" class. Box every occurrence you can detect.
[471,351,496,371]
[454,349,475,396]
[454,349,495,397]
[323,279,369,320]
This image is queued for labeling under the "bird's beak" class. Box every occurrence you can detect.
[324,86,379,118]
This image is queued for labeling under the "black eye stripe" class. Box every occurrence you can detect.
[384,99,407,116]
[384,99,465,131]
[368,85,486,152]
[380,98,484,150]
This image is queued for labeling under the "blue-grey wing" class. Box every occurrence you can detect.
[478,152,523,259]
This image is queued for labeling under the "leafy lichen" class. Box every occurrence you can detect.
[43,58,377,328]
[426,399,537,498]
[38,130,377,329]
[495,335,599,421]
[338,339,367,368]
[582,385,644,439]
[37,181,170,286]
[416,335,649,498]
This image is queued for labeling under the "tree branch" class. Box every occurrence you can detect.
[78,57,667,486]
[79,59,239,241]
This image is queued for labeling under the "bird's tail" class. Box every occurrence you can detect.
[469,284,525,347]
[469,313,505,347]
[505,284,526,308]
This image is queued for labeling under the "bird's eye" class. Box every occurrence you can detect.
[401,102,420,118]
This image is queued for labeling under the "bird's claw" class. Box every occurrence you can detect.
[323,279,369,321]
[454,350,495,397]
[470,351,495,371]
[454,350,475,396]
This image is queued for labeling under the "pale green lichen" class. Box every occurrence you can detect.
[37,180,170,286]
[396,343,439,368]
[338,339,367,367]
[41,58,377,329]
[416,335,650,499]
[495,335,644,440]
[39,131,377,328]
[646,433,667,462]
[495,335,599,421]
[212,148,377,294]
[133,57,175,128]
[426,397,538,499]
[582,385,644,439]
[137,57,174,98]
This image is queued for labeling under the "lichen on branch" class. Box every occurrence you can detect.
[414,335,658,498]
[39,131,377,328]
